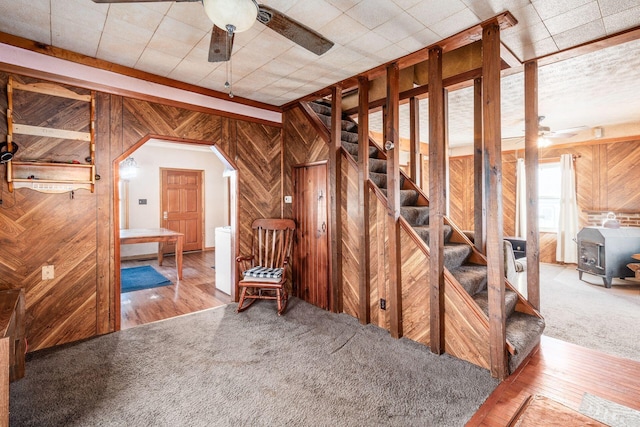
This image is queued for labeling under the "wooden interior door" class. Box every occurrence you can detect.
[293,163,330,310]
[161,168,203,253]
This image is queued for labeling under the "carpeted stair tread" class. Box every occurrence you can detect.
[472,289,519,319]
[401,206,430,226]
[412,225,454,245]
[443,244,472,271]
[342,141,359,157]
[370,172,387,189]
[342,130,359,143]
[379,189,418,206]
[506,312,546,373]
[309,101,332,115]
[369,158,387,173]
[450,264,488,296]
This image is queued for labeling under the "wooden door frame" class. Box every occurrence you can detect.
[292,160,331,310]
[159,167,205,252]
[113,134,239,331]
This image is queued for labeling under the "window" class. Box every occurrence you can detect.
[538,162,561,232]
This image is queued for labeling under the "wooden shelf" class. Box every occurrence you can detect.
[6,76,95,193]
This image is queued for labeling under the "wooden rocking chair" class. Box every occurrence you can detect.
[236,218,295,315]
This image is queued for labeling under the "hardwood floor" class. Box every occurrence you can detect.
[120,250,231,329]
[468,334,640,426]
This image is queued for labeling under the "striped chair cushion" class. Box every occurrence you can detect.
[243,266,284,279]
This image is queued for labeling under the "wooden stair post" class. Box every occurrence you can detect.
[524,60,541,310]
[429,46,446,354]
[409,96,421,187]
[330,85,344,314]
[385,63,403,339]
[482,20,508,379]
[473,77,486,253]
[358,76,371,324]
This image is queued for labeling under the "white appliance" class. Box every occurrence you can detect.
[215,226,232,295]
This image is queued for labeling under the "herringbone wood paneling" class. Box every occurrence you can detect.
[235,120,282,257]
[282,106,329,219]
[0,72,281,351]
[341,155,360,318]
[502,152,517,237]
[400,225,430,345]
[449,156,474,231]
[604,140,640,211]
[369,189,390,330]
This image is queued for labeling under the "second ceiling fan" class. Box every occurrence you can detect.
[92,0,335,62]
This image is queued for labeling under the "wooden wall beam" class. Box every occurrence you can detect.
[483,20,508,379]
[428,46,446,354]
[409,97,421,186]
[357,76,371,324]
[330,86,344,313]
[385,63,403,338]
[524,61,540,310]
[473,77,486,253]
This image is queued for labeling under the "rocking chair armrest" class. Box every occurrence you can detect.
[236,255,254,263]
[236,255,254,274]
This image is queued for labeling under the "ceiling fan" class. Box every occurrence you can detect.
[92,0,334,62]
[504,116,589,146]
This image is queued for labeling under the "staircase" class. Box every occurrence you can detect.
[305,100,545,374]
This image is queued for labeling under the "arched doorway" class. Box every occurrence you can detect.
[113,135,239,330]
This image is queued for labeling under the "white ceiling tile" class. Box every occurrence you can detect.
[105,3,166,33]
[52,16,102,58]
[552,19,606,50]
[260,0,299,13]
[430,8,480,39]
[507,37,559,61]
[148,30,204,59]
[544,2,601,36]
[599,0,639,16]
[395,27,440,53]
[241,30,294,60]
[502,22,552,47]
[407,0,467,28]
[285,1,342,30]
[319,13,369,46]
[345,0,404,30]
[155,16,208,46]
[603,5,640,34]
[348,31,392,57]
[374,44,410,62]
[102,15,154,43]
[504,4,543,30]
[375,12,425,44]
[97,33,146,68]
[260,59,301,79]
[51,0,108,32]
[135,48,183,76]
[391,0,423,10]
[166,2,213,33]
[138,3,172,14]
[531,0,592,20]
[0,1,51,44]
[326,0,364,12]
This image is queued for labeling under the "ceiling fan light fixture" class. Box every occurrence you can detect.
[203,0,258,33]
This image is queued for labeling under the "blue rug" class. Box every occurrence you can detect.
[121,265,172,293]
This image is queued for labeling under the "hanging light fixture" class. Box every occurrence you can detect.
[203,0,258,98]
[203,0,258,34]
[120,157,138,180]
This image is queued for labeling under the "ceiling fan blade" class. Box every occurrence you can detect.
[257,5,334,56]
[92,0,199,3]
[548,132,577,139]
[552,125,589,134]
[208,26,234,63]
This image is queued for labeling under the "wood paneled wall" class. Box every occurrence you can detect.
[341,156,360,318]
[448,139,640,263]
[0,72,281,351]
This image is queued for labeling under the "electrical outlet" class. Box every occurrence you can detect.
[138,199,147,205]
[380,298,386,310]
[284,195,292,203]
[42,265,55,280]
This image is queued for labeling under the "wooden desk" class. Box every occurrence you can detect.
[0,288,26,426]
[120,228,184,280]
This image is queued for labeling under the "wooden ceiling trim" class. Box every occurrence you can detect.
[0,62,281,128]
[0,31,281,113]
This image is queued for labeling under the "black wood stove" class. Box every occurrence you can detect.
[577,226,640,287]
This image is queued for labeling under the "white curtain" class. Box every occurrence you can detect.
[515,158,527,238]
[556,154,579,263]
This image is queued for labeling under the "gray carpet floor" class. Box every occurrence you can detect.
[11,298,498,426]
[539,263,640,362]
